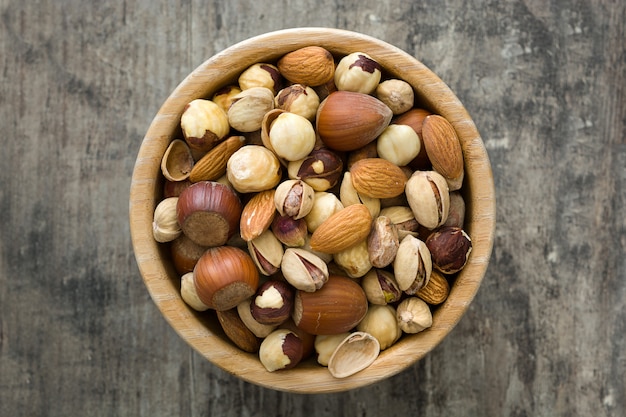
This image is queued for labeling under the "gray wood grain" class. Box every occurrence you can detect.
[1,0,624,415]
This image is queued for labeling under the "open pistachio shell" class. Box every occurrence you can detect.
[161,139,194,182]
[327,332,380,378]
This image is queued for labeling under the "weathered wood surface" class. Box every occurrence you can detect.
[1,0,624,416]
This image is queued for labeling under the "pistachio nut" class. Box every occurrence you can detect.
[247,229,285,276]
[405,170,450,230]
[379,205,420,239]
[393,234,432,294]
[281,248,329,292]
[227,86,275,132]
[274,179,315,220]
[361,269,402,305]
[396,297,433,334]
[271,214,308,247]
[367,215,399,268]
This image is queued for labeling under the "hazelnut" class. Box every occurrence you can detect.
[212,84,242,113]
[170,234,209,275]
[180,99,230,153]
[375,79,415,115]
[267,112,316,161]
[275,84,320,121]
[333,240,373,279]
[393,234,432,295]
[258,329,304,372]
[425,226,472,274]
[376,124,421,167]
[193,246,259,311]
[251,280,295,325]
[152,197,182,243]
[339,171,381,219]
[288,148,344,192]
[304,192,344,233]
[356,304,401,350]
[334,52,382,94]
[238,63,283,94]
[176,181,242,247]
[314,333,351,366]
[226,145,282,193]
[396,297,433,334]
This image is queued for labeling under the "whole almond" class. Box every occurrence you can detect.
[309,204,373,254]
[349,158,407,199]
[240,190,277,241]
[421,115,464,182]
[189,136,245,182]
[277,46,335,86]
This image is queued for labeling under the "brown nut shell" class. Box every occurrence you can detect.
[193,246,260,311]
[292,275,368,335]
[425,226,472,274]
[176,181,242,247]
[316,91,392,152]
[216,308,261,353]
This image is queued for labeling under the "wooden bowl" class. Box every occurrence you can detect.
[129,28,495,393]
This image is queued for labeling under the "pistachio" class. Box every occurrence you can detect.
[288,148,344,192]
[443,191,466,228]
[396,297,433,334]
[327,331,380,378]
[152,197,182,243]
[405,170,450,230]
[367,215,399,268]
[247,229,284,276]
[274,179,315,220]
[361,269,402,305]
[271,214,308,247]
[379,206,420,239]
[227,87,275,132]
[393,234,432,294]
[281,248,329,292]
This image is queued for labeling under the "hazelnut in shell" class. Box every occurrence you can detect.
[193,246,259,311]
[176,181,242,247]
[292,275,368,335]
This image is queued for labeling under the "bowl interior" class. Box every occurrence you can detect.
[129,27,495,393]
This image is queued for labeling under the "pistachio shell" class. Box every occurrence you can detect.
[327,332,380,378]
[161,139,194,182]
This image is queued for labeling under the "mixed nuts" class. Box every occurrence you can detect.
[153,45,473,378]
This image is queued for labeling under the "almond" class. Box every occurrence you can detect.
[189,136,245,182]
[421,115,464,183]
[416,269,450,305]
[277,46,335,86]
[240,190,277,241]
[309,204,372,254]
[349,158,407,199]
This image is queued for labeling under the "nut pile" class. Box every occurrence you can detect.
[152,46,473,378]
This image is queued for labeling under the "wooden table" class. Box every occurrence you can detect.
[1,1,624,415]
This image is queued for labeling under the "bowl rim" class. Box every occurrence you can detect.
[129,27,496,393]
